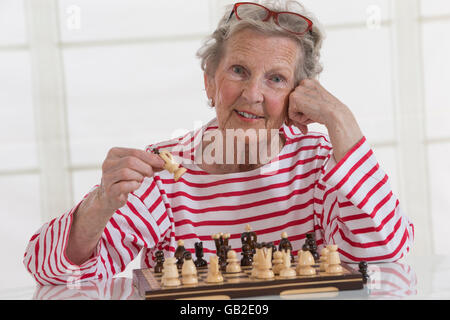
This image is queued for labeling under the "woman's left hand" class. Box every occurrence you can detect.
[287,79,364,162]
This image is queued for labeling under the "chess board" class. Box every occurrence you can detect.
[132,263,364,300]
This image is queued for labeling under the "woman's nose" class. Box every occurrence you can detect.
[241,77,264,104]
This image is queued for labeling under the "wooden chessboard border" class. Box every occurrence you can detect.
[133,263,364,300]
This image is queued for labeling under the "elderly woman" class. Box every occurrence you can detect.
[24,1,414,285]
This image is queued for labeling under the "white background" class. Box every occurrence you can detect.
[0,0,449,296]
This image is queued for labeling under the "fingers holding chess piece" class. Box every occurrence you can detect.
[159,149,187,181]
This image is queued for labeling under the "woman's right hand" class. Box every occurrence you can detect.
[95,147,166,214]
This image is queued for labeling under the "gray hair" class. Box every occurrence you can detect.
[197,0,325,84]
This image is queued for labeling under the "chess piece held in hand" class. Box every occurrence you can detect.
[158,149,187,181]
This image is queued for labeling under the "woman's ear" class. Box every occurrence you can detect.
[204,72,216,107]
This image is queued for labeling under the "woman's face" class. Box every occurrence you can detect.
[205,28,300,136]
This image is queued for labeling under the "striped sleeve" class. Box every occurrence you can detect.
[22,191,102,286]
[314,136,414,263]
[23,177,171,285]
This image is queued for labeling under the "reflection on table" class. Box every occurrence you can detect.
[32,260,417,300]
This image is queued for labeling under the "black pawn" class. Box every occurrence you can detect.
[305,233,319,262]
[175,242,186,270]
[279,234,294,263]
[154,250,165,273]
[194,242,207,268]
[358,261,369,284]
[241,243,253,267]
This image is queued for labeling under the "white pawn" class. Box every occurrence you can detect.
[319,246,330,272]
[226,250,241,273]
[161,257,181,287]
[272,251,284,275]
[279,250,296,278]
[181,252,198,285]
[325,245,343,274]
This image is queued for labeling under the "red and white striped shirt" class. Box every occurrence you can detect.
[23,118,414,285]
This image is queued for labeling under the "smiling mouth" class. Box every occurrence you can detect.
[234,110,265,120]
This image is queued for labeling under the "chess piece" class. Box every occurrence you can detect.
[296,248,316,276]
[154,250,165,273]
[223,233,230,247]
[206,255,223,283]
[279,249,296,278]
[278,232,294,262]
[175,240,186,269]
[265,242,277,260]
[212,232,230,254]
[218,245,231,271]
[212,233,221,254]
[358,261,369,284]
[226,250,242,273]
[255,246,274,280]
[325,245,343,274]
[319,246,330,272]
[194,242,207,268]
[181,252,198,285]
[159,149,187,181]
[161,257,181,287]
[240,243,253,267]
[250,247,260,278]
[241,224,257,255]
[305,233,320,262]
[272,250,284,275]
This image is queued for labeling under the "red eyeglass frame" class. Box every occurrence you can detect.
[227,2,313,35]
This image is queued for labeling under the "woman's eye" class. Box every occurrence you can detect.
[232,66,244,74]
[271,75,284,83]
